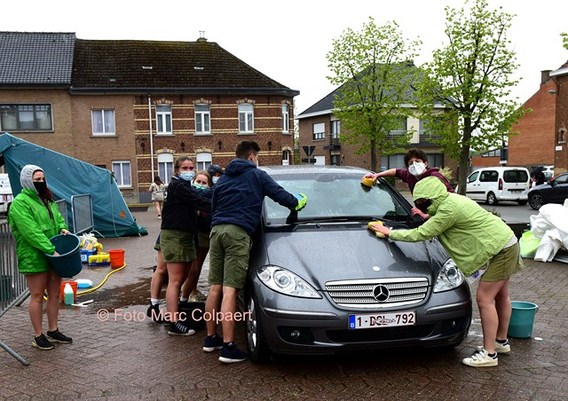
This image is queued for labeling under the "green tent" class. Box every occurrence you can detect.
[0,132,147,237]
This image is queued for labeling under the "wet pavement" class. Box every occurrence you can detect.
[0,209,567,400]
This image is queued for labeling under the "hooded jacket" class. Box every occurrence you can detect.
[388,176,513,276]
[211,158,298,236]
[7,165,68,274]
[160,176,211,233]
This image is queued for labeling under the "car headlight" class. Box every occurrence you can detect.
[433,259,464,292]
[257,265,321,298]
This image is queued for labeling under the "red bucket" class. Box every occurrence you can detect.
[108,249,125,269]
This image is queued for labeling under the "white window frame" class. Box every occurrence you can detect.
[156,105,172,135]
[0,104,53,131]
[196,152,212,172]
[282,150,290,166]
[331,120,340,139]
[112,160,131,187]
[195,104,211,134]
[282,104,289,133]
[239,103,254,133]
[92,109,116,136]
[158,153,174,185]
[312,122,325,140]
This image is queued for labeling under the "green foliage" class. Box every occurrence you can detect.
[413,0,527,194]
[562,33,568,50]
[326,18,422,171]
[438,166,453,181]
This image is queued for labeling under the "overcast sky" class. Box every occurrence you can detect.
[3,0,567,114]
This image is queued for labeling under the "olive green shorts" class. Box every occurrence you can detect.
[159,229,196,263]
[208,224,251,289]
[481,241,524,282]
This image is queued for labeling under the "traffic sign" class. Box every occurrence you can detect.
[302,145,315,156]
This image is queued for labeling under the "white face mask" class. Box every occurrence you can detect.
[212,176,219,184]
[408,161,426,177]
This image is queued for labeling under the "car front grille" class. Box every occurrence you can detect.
[325,277,429,309]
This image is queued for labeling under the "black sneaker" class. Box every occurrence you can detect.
[219,342,248,363]
[46,329,73,344]
[32,334,54,350]
[203,334,224,353]
[146,304,166,323]
[167,321,196,336]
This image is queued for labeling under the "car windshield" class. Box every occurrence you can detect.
[263,172,410,225]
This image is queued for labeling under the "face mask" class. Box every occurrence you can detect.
[408,162,426,177]
[212,176,219,184]
[33,181,48,195]
[415,199,433,214]
[192,183,207,190]
[179,172,195,182]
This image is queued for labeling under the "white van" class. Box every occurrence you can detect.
[465,167,530,206]
[0,173,13,214]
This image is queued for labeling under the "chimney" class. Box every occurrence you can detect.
[541,70,551,85]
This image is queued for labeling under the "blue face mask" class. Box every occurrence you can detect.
[179,172,195,182]
[192,183,207,190]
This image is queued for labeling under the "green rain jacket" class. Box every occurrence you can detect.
[388,177,514,276]
[8,188,68,274]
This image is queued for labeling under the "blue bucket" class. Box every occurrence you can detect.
[45,234,82,278]
[508,301,539,339]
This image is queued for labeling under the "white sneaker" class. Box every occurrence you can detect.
[462,348,498,367]
[476,340,510,354]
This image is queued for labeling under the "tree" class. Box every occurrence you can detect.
[415,0,526,194]
[562,32,568,50]
[326,18,422,172]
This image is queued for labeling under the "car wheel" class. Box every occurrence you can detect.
[528,193,543,210]
[517,200,528,206]
[486,192,498,206]
[245,291,271,362]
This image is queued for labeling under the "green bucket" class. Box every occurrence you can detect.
[45,234,82,278]
[508,301,539,339]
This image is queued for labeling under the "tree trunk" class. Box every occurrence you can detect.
[370,139,377,172]
[457,121,473,195]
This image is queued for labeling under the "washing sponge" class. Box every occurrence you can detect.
[367,221,386,238]
[361,176,376,188]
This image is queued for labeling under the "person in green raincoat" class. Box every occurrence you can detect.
[370,176,523,368]
[7,165,73,350]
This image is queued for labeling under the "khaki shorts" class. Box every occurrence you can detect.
[159,229,196,263]
[208,224,251,289]
[481,242,524,282]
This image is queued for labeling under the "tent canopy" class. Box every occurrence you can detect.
[0,132,147,237]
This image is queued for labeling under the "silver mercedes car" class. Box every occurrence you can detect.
[244,165,472,362]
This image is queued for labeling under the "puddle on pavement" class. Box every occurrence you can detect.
[75,278,152,313]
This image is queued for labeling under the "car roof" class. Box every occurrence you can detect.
[260,165,372,176]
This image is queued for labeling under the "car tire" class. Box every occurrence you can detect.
[245,291,272,363]
[528,193,543,210]
[517,200,528,206]
[486,192,498,206]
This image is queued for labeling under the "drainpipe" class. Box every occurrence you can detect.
[148,95,155,180]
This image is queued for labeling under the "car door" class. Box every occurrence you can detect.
[466,171,482,201]
[548,174,568,203]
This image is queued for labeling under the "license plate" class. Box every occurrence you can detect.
[348,311,416,330]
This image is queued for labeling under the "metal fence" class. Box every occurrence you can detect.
[0,221,30,365]
[70,194,94,235]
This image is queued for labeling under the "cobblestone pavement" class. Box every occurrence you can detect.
[0,209,567,400]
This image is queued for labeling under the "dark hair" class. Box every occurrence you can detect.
[174,156,193,174]
[235,141,260,159]
[153,176,163,185]
[404,149,428,167]
[207,164,223,177]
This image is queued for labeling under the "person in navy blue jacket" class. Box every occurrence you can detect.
[203,140,307,363]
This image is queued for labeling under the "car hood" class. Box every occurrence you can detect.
[258,225,449,290]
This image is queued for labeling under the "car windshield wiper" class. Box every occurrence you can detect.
[287,216,351,225]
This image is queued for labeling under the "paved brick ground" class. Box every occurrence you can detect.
[0,209,567,400]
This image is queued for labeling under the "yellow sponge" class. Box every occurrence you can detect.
[361,176,375,188]
[367,221,386,238]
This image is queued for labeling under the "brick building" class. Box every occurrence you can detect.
[0,32,298,199]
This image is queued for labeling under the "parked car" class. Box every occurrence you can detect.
[244,165,472,362]
[528,172,568,210]
[465,167,530,206]
[0,173,13,214]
